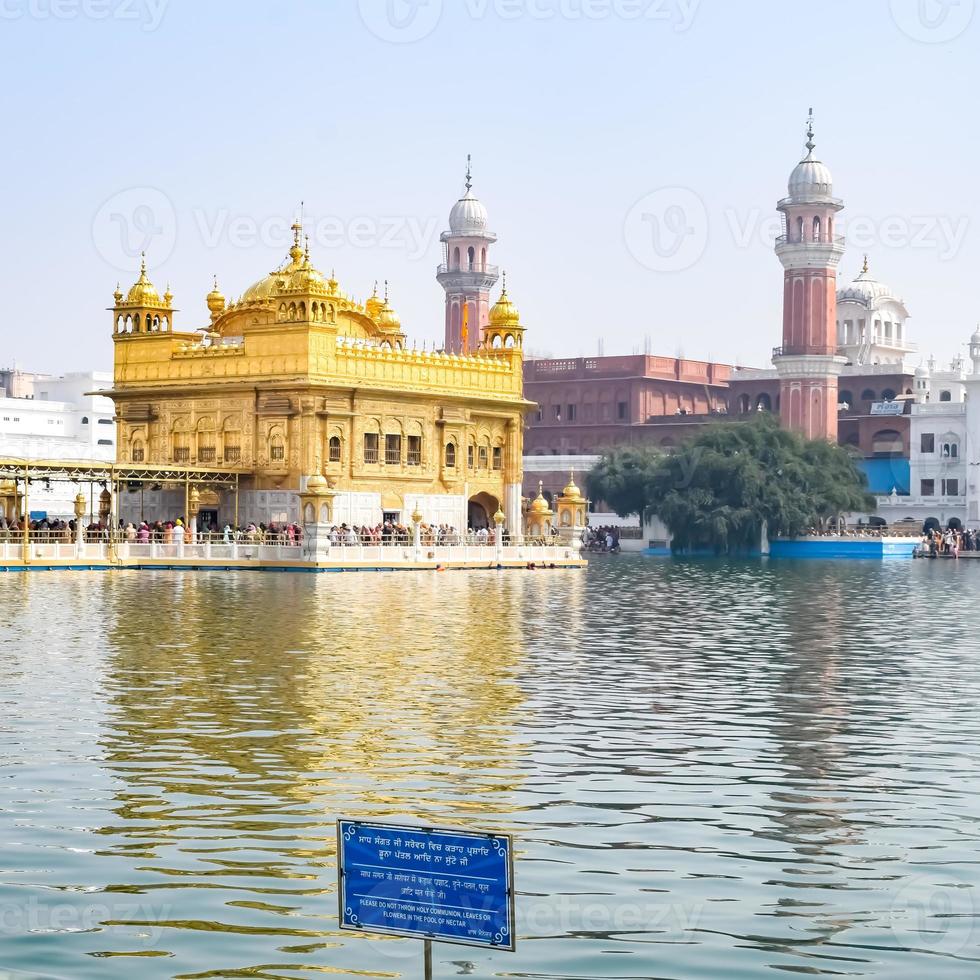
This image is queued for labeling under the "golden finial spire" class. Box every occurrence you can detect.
[501,269,507,295]
[384,279,390,303]
[805,107,815,154]
[304,234,311,263]
[862,255,869,275]
[465,153,472,194]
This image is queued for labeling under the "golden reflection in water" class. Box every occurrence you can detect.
[97,572,534,837]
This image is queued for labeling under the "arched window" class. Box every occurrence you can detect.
[269,429,286,463]
[481,247,486,269]
[881,388,897,401]
[941,437,960,459]
[812,216,821,242]
[445,442,456,468]
[940,390,952,402]
[839,390,854,408]
[81,416,89,425]
[796,216,804,242]
[298,301,307,320]
[133,314,141,332]
[755,393,772,411]
[861,389,876,402]
[492,334,503,349]
[279,303,287,321]
[467,246,475,270]
[288,303,297,321]
[504,334,515,348]
[872,429,903,458]
[328,436,342,463]
[131,437,145,463]
[453,246,460,269]
[738,394,750,414]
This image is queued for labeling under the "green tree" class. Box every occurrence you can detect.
[585,445,662,518]
[587,416,875,553]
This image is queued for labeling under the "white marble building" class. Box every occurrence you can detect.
[875,356,968,527]
[836,259,917,368]
[0,370,116,519]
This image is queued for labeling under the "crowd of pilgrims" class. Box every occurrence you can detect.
[916,526,980,558]
[1,516,508,546]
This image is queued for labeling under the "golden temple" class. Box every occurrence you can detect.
[106,198,533,533]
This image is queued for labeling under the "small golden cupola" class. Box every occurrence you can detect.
[206,275,226,322]
[485,272,524,352]
[526,480,554,539]
[376,281,405,349]
[365,282,384,320]
[112,253,175,336]
[556,470,588,531]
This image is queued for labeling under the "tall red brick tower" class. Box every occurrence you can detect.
[773,111,847,441]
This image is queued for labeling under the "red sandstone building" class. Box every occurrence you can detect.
[524,355,911,459]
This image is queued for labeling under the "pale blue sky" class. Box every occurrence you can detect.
[1,0,977,374]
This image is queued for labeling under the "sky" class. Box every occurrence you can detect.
[0,0,978,375]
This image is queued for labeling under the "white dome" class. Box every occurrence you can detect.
[788,151,834,201]
[971,328,980,346]
[449,190,489,237]
[838,268,896,307]
[915,364,929,378]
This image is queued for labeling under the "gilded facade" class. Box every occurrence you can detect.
[108,175,532,531]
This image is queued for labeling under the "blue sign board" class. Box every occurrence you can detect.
[337,820,515,951]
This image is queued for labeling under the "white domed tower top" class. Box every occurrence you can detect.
[778,109,841,208]
[437,155,500,352]
[449,166,490,237]
[443,156,496,243]
[787,116,836,203]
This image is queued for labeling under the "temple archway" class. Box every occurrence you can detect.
[468,492,499,530]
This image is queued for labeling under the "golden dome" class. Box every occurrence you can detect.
[239,225,331,304]
[378,302,401,332]
[561,471,583,499]
[306,473,328,492]
[126,255,161,306]
[377,284,402,332]
[240,270,286,303]
[489,275,520,328]
[493,508,506,525]
[365,282,384,319]
[530,481,551,514]
[206,275,226,315]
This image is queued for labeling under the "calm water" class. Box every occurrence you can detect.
[1,558,980,979]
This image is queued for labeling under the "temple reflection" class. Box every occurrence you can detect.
[96,572,530,848]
